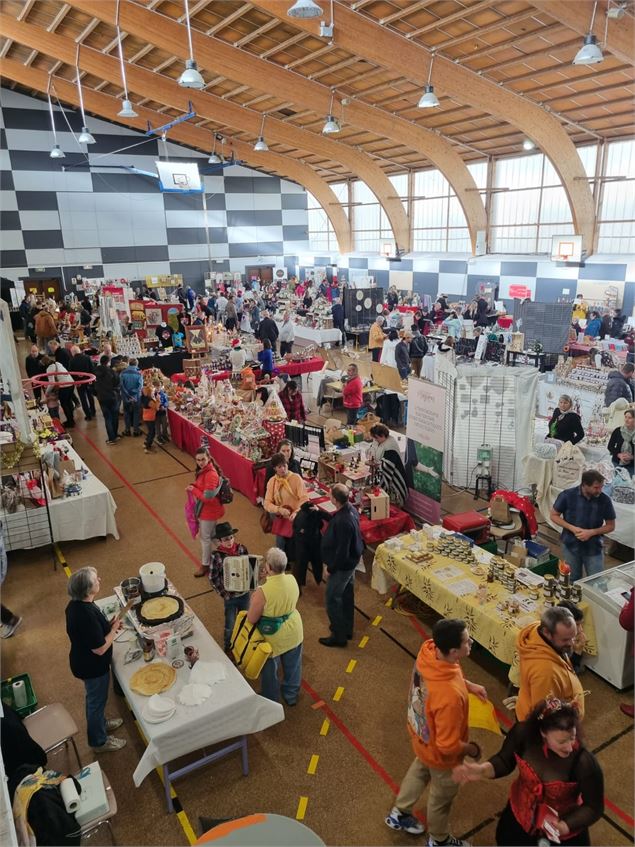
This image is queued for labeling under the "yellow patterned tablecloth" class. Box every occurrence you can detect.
[372,534,597,685]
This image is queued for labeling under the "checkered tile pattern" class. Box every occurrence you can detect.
[0,88,309,289]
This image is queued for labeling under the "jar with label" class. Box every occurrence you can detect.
[544,598,555,608]
[138,635,155,662]
[529,588,539,601]
[571,585,582,603]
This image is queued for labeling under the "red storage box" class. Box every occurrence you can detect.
[442,511,490,543]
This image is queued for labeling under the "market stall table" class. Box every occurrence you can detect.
[371,530,597,683]
[170,357,324,386]
[106,600,283,809]
[1,444,119,550]
[137,350,191,377]
[168,409,260,504]
[278,324,342,345]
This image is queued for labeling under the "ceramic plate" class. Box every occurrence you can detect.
[364,297,372,309]
[376,304,384,313]
[142,706,176,724]
[356,290,364,300]
[355,304,362,311]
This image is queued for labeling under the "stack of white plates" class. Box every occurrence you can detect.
[142,694,176,724]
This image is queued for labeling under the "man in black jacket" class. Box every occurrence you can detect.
[25,345,45,402]
[69,345,96,420]
[332,298,345,346]
[319,484,364,647]
[258,311,279,354]
[94,356,120,444]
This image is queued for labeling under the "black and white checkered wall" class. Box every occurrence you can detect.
[0,87,309,289]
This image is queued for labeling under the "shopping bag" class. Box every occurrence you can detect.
[490,494,511,525]
[468,693,502,735]
[230,611,272,679]
[184,490,199,539]
[552,442,585,489]
[271,515,294,538]
[612,466,635,504]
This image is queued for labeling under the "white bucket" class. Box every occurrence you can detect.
[139,561,166,594]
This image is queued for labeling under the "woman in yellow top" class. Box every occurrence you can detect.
[571,294,587,322]
[263,452,308,551]
[368,316,387,362]
[248,547,303,705]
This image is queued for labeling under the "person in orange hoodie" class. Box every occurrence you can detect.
[515,606,585,722]
[385,619,487,845]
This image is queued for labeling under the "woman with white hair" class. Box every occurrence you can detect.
[65,567,126,752]
[369,316,387,363]
[247,547,303,706]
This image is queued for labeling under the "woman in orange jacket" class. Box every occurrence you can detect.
[188,448,225,577]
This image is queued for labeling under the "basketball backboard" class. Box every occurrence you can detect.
[551,234,582,263]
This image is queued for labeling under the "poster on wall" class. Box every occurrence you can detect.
[102,284,129,320]
[405,377,446,523]
[145,307,162,327]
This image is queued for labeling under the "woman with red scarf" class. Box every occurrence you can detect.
[453,698,603,846]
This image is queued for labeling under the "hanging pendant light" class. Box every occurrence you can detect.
[522,138,535,151]
[178,0,205,89]
[418,53,440,108]
[47,79,65,159]
[208,133,221,163]
[253,114,269,151]
[287,0,323,19]
[115,0,138,117]
[75,47,96,145]
[573,1,604,65]
[322,92,340,134]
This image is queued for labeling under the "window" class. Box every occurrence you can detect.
[411,167,472,252]
[597,139,635,254]
[307,181,348,252]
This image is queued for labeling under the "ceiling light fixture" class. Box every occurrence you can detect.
[322,91,340,134]
[46,77,65,159]
[418,53,440,108]
[75,46,95,145]
[253,114,269,151]
[288,0,323,19]
[573,1,604,65]
[115,0,138,117]
[178,0,205,89]
[522,138,535,150]
[208,132,221,163]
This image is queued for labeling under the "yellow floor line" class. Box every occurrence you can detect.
[333,686,344,702]
[320,719,330,736]
[371,615,382,627]
[345,659,357,674]
[54,543,71,579]
[296,796,309,821]
[358,636,369,648]
[385,598,393,607]
[307,754,319,775]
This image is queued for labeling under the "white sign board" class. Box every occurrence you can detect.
[406,377,446,453]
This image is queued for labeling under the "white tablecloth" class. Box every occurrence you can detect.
[48,446,119,542]
[110,612,284,786]
[276,323,342,345]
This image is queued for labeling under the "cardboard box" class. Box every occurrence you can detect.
[368,488,389,521]
[509,542,527,567]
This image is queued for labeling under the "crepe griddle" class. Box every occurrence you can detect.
[136,594,184,626]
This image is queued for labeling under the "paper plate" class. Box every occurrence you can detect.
[142,706,176,724]
[356,290,364,300]
[364,297,372,309]
[355,304,362,311]
[376,304,384,314]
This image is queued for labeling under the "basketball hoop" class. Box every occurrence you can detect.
[29,371,97,390]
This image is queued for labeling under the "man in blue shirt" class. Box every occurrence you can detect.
[119,358,143,437]
[550,470,616,581]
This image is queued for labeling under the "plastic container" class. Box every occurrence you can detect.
[1,672,38,718]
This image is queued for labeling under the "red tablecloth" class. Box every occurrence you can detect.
[170,356,324,385]
[312,493,415,546]
[167,409,259,505]
[395,305,420,314]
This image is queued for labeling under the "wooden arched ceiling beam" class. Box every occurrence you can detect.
[0,18,400,251]
[0,61,352,255]
[529,0,634,66]
[251,0,597,253]
[63,0,487,254]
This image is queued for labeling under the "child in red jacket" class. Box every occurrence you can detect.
[188,448,225,577]
[141,386,159,453]
[342,363,363,426]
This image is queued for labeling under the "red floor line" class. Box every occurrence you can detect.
[73,430,200,567]
[301,679,400,795]
[74,431,634,832]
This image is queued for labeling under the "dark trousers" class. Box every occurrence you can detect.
[293,537,323,586]
[144,420,156,449]
[59,388,75,427]
[99,399,120,442]
[224,594,250,651]
[346,407,360,425]
[495,803,590,847]
[325,568,355,642]
[156,410,169,441]
[411,357,423,377]
[123,400,141,433]
[78,384,95,418]
[280,341,293,356]
[371,348,381,362]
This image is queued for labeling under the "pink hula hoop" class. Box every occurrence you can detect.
[28,371,97,389]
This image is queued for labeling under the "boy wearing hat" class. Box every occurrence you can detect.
[209,522,250,651]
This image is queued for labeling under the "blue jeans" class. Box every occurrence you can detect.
[260,643,302,704]
[84,671,110,748]
[326,568,355,642]
[562,541,604,583]
[99,399,120,442]
[224,593,250,651]
[123,399,140,433]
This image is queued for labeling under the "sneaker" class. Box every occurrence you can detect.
[133,431,142,437]
[91,735,126,752]
[385,807,425,836]
[105,717,123,731]
[144,447,150,454]
[0,617,22,638]
[428,836,470,846]
[123,430,131,437]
